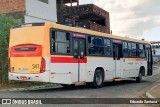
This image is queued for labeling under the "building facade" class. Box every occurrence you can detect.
[0,0,25,21]
[25,0,57,23]
[0,0,110,33]
[0,0,57,23]
[0,0,25,13]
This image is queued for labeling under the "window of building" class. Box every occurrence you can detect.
[139,44,145,57]
[51,31,70,54]
[38,0,49,4]
[88,36,104,55]
[123,42,128,57]
[104,39,112,56]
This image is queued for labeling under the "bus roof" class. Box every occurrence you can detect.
[51,23,150,44]
[11,22,150,44]
[50,23,150,44]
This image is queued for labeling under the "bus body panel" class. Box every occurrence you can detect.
[50,63,78,84]
[79,63,87,82]
[121,58,147,78]
[10,27,45,47]
[49,56,87,84]
[86,57,115,82]
[9,57,50,82]
[10,57,41,74]
[115,60,122,77]
[9,25,51,82]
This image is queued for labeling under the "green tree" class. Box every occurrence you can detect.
[0,14,21,84]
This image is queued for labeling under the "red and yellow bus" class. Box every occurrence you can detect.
[9,22,153,88]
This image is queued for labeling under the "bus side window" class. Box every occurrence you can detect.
[131,43,137,57]
[51,31,56,52]
[66,33,70,53]
[128,43,132,57]
[73,39,78,58]
[88,36,92,54]
[51,31,70,54]
[123,42,128,57]
[104,39,112,56]
[138,44,145,58]
[95,37,104,55]
[88,36,104,55]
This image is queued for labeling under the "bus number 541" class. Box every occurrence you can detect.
[32,64,40,69]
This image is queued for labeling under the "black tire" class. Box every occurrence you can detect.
[61,84,75,89]
[91,69,104,88]
[136,68,144,83]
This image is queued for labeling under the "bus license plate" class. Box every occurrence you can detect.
[20,76,27,80]
[18,68,28,72]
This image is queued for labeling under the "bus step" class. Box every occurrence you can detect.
[113,78,124,81]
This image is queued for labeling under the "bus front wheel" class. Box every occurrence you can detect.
[136,68,144,83]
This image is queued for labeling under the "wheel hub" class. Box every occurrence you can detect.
[96,73,102,86]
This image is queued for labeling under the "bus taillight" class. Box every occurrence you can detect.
[40,57,46,73]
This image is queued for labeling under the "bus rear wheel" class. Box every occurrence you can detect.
[91,69,104,88]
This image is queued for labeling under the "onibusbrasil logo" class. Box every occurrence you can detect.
[2,99,42,105]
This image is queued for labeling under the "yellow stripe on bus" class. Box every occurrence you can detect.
[127,58,145,61]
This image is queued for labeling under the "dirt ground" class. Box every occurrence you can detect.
[0,82,45,90]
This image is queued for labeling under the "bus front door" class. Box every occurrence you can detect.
[73,38,86,82]
[113,43,123,78]
[146,47,153,76]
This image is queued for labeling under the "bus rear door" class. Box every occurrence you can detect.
[113,40,123,78]
[73,37,86,82]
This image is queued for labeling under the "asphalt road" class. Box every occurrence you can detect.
[0,66,160,107]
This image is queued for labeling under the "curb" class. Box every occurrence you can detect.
[145,80,160,99]
[146,92,155,99]
[0,84,60,92]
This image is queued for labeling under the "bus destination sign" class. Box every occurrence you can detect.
[73,33,85,38]
[113,39,122,43]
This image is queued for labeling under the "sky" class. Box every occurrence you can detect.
[80,0,160,41]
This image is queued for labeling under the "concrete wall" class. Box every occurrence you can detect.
[25,0,57,23]
[0,0,57,23]
[25,15,55,23]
